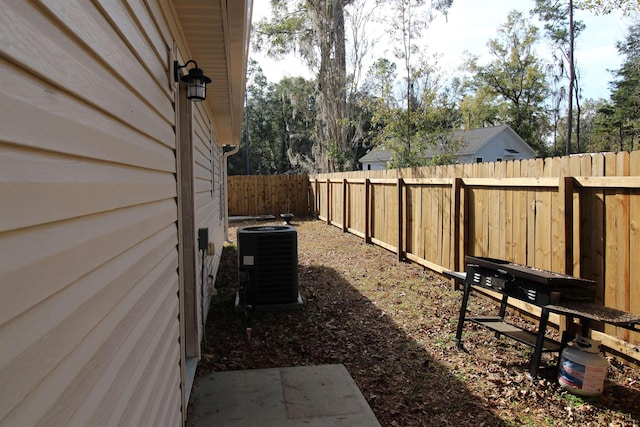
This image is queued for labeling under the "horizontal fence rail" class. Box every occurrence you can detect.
[310,151,640,361]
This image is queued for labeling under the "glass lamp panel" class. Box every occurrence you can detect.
[187,81,206,101]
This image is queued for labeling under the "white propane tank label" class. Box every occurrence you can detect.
[558,336,608,397]
[243,255,254,266]
[559,357,606,394]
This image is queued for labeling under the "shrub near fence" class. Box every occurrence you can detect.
[227,174,310,217]
[310,151,640,362]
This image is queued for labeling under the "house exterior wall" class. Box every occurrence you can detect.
[361,160,388,171]
[361,127,536,169]
[0,1,227,425]
[473,131,536,163]
[192,106,224,349]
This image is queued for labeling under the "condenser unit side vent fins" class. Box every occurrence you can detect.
[236,225,301,309]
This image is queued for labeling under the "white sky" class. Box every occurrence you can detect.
[250,0,634,101]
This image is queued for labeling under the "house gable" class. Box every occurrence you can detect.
[359,147,392,170]
[460,125,537,163]
[474,127,536,162]
[361,125,536,169]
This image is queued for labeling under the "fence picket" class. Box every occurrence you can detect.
[226,151,640,357]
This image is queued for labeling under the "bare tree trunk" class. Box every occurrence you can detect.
[575,84,581,152]
[334,0,349,170]
[405,4,412,155]
[311,0,348,172]
[281,92,288,173]
[244,93,250,174]
[619,121,624,151]
[566,0,574,156]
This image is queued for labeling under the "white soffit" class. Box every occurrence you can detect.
[174,0,251,146]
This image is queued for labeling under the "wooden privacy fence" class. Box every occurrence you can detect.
[227,174,310,217]
[310,151,640,361]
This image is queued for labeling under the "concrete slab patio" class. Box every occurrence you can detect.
[187,364,381,426]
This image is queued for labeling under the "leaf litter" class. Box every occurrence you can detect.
[195,219,640,427]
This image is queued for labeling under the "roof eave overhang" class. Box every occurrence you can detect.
[174,0,252,146]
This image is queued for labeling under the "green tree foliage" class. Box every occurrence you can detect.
[362,58,398,110]
[364,57,462,168]
[230,62,316,175]
[462,10,549,154]
[245,2,632,173]
[254,0,351,172]
[342,1,380,169]
[553,98,610,154]
[575,0,640,15]
[549,21,639,154]
[532,0,585,154]
[611,21,640,149]
[597,22,640,151]
[358,0,456,168]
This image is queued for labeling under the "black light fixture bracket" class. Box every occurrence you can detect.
[174,59,198,82]
[173,59,212,102]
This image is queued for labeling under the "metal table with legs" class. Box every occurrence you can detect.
[448,271,561,378]
[448,269,640,378]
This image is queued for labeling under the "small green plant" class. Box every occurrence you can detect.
[562,391,585,407]
[517,414,539,427]
[434,333,456,350]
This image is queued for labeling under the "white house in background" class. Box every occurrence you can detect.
[359,125,537,170]
[358,147,391,171]
[0,1,250,425]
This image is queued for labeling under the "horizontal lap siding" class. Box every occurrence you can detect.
[0,0,182,425]
[193,107,224,339]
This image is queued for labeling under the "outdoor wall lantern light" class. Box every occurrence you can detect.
[174,60,212,102]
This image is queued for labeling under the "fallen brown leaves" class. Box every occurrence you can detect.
[196,219,640,427]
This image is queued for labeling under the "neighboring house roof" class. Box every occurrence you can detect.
[432,124,536,157]
[359,147,392,163]
[358,125,536,164]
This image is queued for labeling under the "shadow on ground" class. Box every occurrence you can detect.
[191,219,640,427]
[193,245,507,426]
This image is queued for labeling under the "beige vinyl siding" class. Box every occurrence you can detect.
[1,1,174,143]
[192,104,224,343]
[0,0,184,426]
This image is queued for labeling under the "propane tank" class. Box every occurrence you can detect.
[558,335,608,397]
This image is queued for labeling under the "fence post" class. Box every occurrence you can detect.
[451,178,462,274]
[318,178,322,218]
[562,176,575,276]
[342,179,348,232]
[314,178,319,217]
[397,178,404,262]
[326,179,331,225]
[365,178,371,244]
[459,179,468,272]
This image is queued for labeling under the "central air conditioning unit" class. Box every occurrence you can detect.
[236,225,302,311]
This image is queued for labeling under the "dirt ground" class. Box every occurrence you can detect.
[195,218,640,427]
